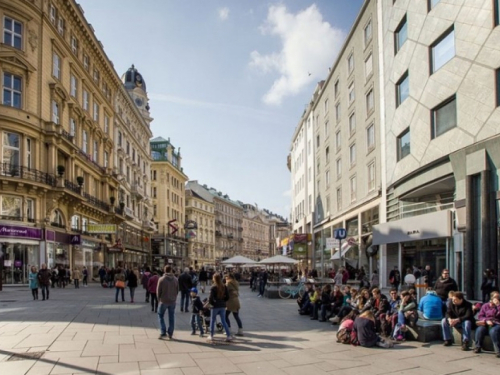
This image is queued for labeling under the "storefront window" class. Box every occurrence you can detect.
[401,239,447,285]
[1,243,39,284]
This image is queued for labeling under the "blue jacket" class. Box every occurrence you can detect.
[29,272,39,289]
[418,291,443,320]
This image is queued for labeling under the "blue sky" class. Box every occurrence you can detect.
[78,0,364,217]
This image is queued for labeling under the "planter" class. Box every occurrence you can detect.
[57,165,65,177]
[110,196,116,205]
[76,176,84,187]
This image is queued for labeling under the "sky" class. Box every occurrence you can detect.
[77,0,364,218]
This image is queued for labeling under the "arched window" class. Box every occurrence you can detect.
[51,209,65,228]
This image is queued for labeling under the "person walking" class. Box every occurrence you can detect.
[225,273,244,336]
[114,268,126,302]
[389,266,401,291]
[82,266,88,287]
[37,263,51,300]
[72,267,81,289]
[370,270,380,288]
[148,271,159,313]
[481,269,496,303]
[178,268,193,312]
[98,266,106,285]
[257,269,268,297]
[207,273,232,342]
[128,267,138,303]
[29,266,39,300]
[141,267,151,303]
[157,265,179,340]
[199,267,208,293]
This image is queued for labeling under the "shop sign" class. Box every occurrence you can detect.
[0,224,42,240]
[82,239,98,248]
[70,235,81,245]
[88,224,116,234]
[108,238,124,253]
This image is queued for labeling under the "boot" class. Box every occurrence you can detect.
[236,328,244,337]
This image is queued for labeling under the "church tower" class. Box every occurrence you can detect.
[121,64,153,126]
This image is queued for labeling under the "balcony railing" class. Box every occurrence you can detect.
[0,215,23,221]
[1,163,57,187]
[64,180,81,194]
[61,130,74,144]
[124,207,134,218]
[82,192,110,211]
[132,184,145,198]
[77,150,106,173]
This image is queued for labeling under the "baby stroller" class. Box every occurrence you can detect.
[200,298,223,333]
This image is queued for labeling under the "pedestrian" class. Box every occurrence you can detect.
[148,271,159,313]
[422,265,433,286]
[473,291,500,356]
[82,266,88,287]
[157,265,179,340]
[114,268,126,302]
[128,267,138,303]
[190,287,204,337]
[257,269,267,297]
[207,273,232,342]
[141,267,151,302]
[58,266,66,288]
[198,267,208,293]
[29,266,39,300]
[389,266,401,291]
[334,269,344,286]
[178,267,193,312]
[434,269,458,301]
[37,263,51,300]
[370,269,379,288]
[225,272,244,336]
[442,291,474,351]
[72,267,81,289]
[481,269,496,303]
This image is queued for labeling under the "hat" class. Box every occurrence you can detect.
[190,287,198,294]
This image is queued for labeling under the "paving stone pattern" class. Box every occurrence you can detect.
[0,283,498,374]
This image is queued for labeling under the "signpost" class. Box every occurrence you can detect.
[334,228,347,267]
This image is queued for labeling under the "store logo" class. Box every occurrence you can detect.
[407,230,420,235]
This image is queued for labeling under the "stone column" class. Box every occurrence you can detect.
[481,170,490,282]
[465,175,474,299]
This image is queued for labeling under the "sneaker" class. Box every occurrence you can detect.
[168,334,173,340]
[191,331,196,335]
[225,336,233,342]
[462,341,470,351]
[158,334,167,340]
[236,329,244,336]
[443,340,452,347]
[329,316,340,323]
[207,336,214,342]
[473,347,481,353]
[199,333,204,338]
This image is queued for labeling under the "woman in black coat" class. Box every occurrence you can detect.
[127,268,138,303]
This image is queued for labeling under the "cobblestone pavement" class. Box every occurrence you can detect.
[0,283,498,375]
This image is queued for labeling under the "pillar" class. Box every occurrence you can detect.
[465,175,474,299]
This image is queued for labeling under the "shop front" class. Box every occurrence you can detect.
[45,230,79,271]
[0,224,42,285]
[77,238,103,280]
[372,210,453,288]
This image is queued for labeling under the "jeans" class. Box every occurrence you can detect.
[31,288,38,299]
[226,310,243,329]
[145,289,150,302]
[41,285,49,300]
[150,292,158,312]
[475,325,500,353]
[115,287,125,301]
[83,276,88,286]
[441,318,472,342]
[259,282,266,296]
[210,307,231,337]
[158,303,176,336]
[180,290,190,311]
[191,313,204,334]
[74,279,79,289]
[129,287,136,301]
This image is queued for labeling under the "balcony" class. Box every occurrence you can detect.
[124,206,134,219]
[76,150,106,174]
[82,192,110,212]
[132,184,145,200]
[215,231,222,237]
[142,220,156,232]
[1,164,57,187]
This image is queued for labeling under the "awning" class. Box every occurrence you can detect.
[330,242,351,260]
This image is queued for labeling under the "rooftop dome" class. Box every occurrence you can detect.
[121,64,146,91]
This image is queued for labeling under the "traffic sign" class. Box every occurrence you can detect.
[326,237,340,249]
[334,228,347,240]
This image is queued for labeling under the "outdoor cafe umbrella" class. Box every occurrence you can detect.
[221,255,258,265]
[258,255,299,265]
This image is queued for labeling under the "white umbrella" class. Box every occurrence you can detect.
[258,255,299,264]
[222,255,258,265]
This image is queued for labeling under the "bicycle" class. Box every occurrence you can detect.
[278,279,307,299]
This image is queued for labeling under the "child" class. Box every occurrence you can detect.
[29,266,39,300]
[190,287,204,337]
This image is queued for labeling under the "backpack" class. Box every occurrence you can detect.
[336,327,359,346]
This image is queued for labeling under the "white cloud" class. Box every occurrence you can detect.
[218,7,230,21]
[250,4,345,105]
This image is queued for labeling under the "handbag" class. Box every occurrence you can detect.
[115,280,125,289]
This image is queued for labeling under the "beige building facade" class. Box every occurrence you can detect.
[241,204,270,261]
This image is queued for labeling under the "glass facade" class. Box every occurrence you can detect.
[1,243,39,284]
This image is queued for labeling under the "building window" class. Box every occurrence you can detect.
[347,54,354,75]
[82,130,87,153]
[324,98,329,113]
[26,198,34,221]
[430,27,455,74]
[395,15,407,54]
[316,134,320,148]
[70,118,76,138]
[495,0,500,26]
[83,54,89,71]
[396,71,409,107]
[496,68,500,106]
[428,0,441,11]
[334,79,339,98]
[104,115,109,134]
[368,163,375,191]
[336,158,342,178]
[83,89,89,110]
[57,17,65,36]
[325,146,330,162]
[118,131,122,146]
[93,69,100,84]
[103,151,108,168]
[2,73,22,108]
[365,54,373,79]
[349,143,356,167]
[26,138,31,169]
[93,141,98,162]
[52,101,59,124]
[52,52,61,79]
[367,123,375,150]
[336,188,342,211]
[2,132,20,169]
[70,75,77,97]
[93,102,99,122]
[71,35,78,56]
[431,95,457,138]
[349,112,356,135]
[335,130,341,152]
[1,195,22,219]
[366,89,374,114]
[364,20,372,46]
[350,176,357,202]
[49,5,57,24]
[326,170,330,187]
[335,102,341,122]
[348,82,355,104]
[324,120,329,138]
[397,128,410,160]
[3,17,22,49]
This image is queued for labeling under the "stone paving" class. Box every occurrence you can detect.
[0,282,498,375]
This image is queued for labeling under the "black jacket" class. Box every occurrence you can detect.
[38,269,51,286]
[446,299,474,324]
[434,277,458,300]
[191,295,204,314]
[199,270,208,282]
[362,294,390,318]
[354,316,378,347]
[127,272,138,288]
[209,285,229,309]
[178,272,193,292]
